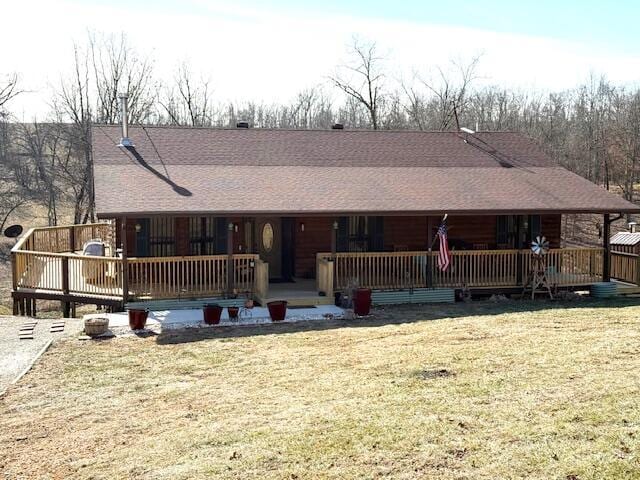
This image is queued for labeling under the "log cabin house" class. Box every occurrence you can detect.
[10,118,640,316]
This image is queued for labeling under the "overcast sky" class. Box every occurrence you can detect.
[3,0,640,119]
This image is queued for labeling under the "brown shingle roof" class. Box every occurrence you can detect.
[91,125,640,217]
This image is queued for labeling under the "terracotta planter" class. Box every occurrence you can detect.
[227,306,240,320]
[353,288,372,316]
[128,309,149,330]
[203,304,223,325]
[267,301,287,322]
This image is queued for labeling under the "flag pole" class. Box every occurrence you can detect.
[429,213,448,249]
[427,213,448,288]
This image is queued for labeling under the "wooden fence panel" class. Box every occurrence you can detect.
[611,251,638,284]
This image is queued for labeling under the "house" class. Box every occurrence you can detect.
[10,117,640,316]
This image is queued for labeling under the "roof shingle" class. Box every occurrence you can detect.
[91,125,640,216]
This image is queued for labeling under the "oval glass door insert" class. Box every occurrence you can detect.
[262,223,274,252]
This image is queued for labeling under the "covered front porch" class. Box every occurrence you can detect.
[10,212,626,315]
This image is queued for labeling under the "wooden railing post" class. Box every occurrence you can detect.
[121,218,129,303]
[11,251,18,292]
[326,260,334,299]
[516,250,523,286]
[603,213,611,282]
[254,258,269,300]
[227,222,235,296]
[61,255,70,317]
[426,251,433,288]
[69,226,76,253]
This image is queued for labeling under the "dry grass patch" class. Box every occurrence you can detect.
[1,300,640,479]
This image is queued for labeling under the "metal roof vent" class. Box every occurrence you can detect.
[331,123,344,130]
[236,121,249,129]
[117,93,134,148]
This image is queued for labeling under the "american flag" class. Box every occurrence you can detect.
[437,222,451,272]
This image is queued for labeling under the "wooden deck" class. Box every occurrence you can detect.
[317,248,604,291]
[10,222,627,316]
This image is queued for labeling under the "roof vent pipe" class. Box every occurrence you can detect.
[331,123,344,130]
[236,121,249,129]
[629,222,637,233]
[118,93,134,147]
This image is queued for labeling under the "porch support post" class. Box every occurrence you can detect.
[331,219,338,258]
[69,225,76,253]
[227,222,235,295]
[603,213,611,282]
[516,215,523,286]
[426,216,433,288]
[121,217,129,304]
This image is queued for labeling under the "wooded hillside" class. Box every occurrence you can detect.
[1,34,639,232]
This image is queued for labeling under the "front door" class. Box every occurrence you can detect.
[257,218,282,279]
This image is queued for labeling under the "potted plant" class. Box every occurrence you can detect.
[267,300,287,322]
[203,304,223,325]
[353,288,372,316]
[227,306,240,320]
[128,308,149,330]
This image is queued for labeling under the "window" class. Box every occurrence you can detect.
[337,216,384,252]
[347,216,369,252]
[189,217,217,255]
[149,217,175,256]
[496,215,542,249]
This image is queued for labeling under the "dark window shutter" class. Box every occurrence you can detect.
[371,216,384,251]
[135,218,150,257]
[496,216,508,246]
[215,217,228,254]
[530,215,541,241]
[337,217,348,252]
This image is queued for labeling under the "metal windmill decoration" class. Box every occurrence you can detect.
[523,235,553,299]
[531,235,549,256]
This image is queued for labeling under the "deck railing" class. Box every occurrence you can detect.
[127,254,258,300]
[319,248,604,291]
[11,222,613,304]
[15,223,114,254]
[13,250,259,301]
[12,225,260,301]
[12,250,123,298]
[611,251,639,284]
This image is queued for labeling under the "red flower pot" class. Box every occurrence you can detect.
[227,306,240,320]
[267,301,287,322]
[128,309,149,330]
[203,304,223,325]
[353,288,372,316]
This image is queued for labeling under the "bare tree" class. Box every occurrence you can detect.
[53,32,157,222]
[0,73,21,114]
[330,39,386,129]
[159,62,213,126]
[53,43,95,223]
[0,74,27,234]
[405,56,481,130]
[89,32,156,123]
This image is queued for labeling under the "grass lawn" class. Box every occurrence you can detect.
[1,299,640,479]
